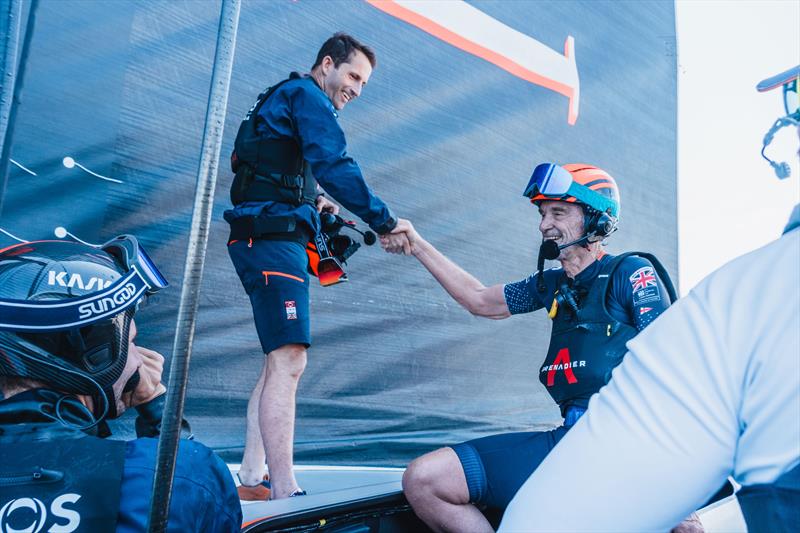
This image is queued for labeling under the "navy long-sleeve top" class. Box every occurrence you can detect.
[224,74,394,235]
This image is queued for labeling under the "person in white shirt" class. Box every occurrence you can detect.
[499,65,800,533]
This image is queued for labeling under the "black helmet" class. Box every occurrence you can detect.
[0,237,167,420]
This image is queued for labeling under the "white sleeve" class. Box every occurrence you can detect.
[499,232,800,532]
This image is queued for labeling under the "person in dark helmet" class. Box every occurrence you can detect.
[500,66,800,533]
[0,238,241,532]
[383,164,700,532]
[226,31,409,500]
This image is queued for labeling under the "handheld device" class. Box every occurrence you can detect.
[307,213,376,286]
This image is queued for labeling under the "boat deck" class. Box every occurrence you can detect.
[229,465,747,532]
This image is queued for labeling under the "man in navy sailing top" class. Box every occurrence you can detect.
[225,68,397,235]
[383,163,702,532]
[225,32,409,500]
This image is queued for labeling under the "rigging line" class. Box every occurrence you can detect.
[10,159,36,175]
[54,226,99,247]
[0,226,28,242]
[62,156,123,184]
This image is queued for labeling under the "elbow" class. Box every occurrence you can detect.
[455,296,485,317]
[460,288,502,319]
[468,308,507,320]
[467,307,486,318]
[468,298,510,320]
[464,299,496,319]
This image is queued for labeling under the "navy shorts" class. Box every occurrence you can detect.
[451,425,571,511]
[228,239,311,354]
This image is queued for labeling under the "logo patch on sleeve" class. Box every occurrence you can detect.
[630,266,660,305]
[285,300,297,320]
[629,267,656,291]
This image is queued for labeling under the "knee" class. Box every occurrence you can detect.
[267,344,307,379]
[403,451,447,502]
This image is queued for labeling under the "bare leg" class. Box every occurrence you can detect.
[403,447,493,533]
[238,361,267,487]
[260,343,307,499]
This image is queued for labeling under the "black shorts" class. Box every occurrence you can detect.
[228,239,310,354]
[451,426,571,511]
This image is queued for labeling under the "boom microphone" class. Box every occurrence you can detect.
[540,239,560,260]
[761,115,798,179]
[536,235,592,293]
[541,235,590,258]
[762,145,792,179]
[557,235,590,251]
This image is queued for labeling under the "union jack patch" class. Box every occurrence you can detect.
[629,266,656,292]
[285,300,297,320]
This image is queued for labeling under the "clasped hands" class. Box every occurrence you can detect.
[380,218,417,256]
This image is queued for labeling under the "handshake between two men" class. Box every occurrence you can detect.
[380,219,419,256]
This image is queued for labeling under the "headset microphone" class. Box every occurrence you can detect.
[540,234,590,260]
[559,235,590,251]
[536,239,574,293]
[762,146,792,179]
[761,115,798,179]
[541,239,561,260]
[771,160,791,180]
[535,233,598,293]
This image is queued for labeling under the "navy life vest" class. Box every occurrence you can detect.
[0,438,125,532]
[230,73,318,207]
[539,252,676,416]
[0,390,125,532]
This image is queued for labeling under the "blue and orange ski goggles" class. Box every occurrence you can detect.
[523,163,618,216]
